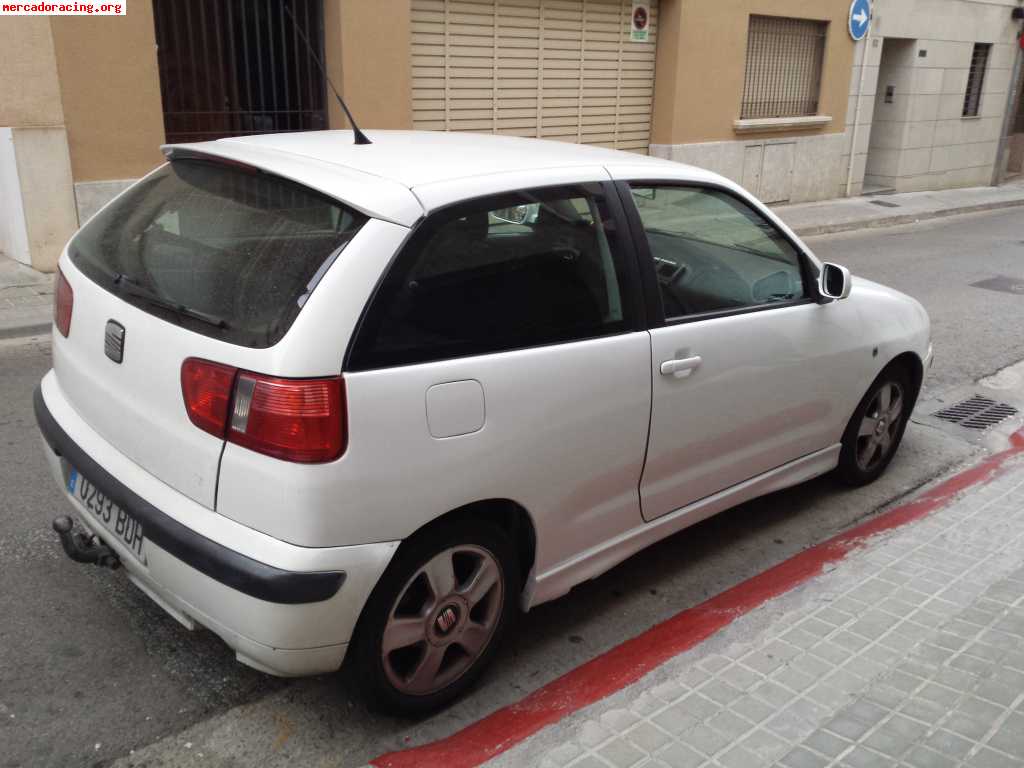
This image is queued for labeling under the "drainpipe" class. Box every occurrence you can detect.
[992,26,1023,186]
[846,33,872,198]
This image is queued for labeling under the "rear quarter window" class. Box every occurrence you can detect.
[349,183,636,369]
[68,159,366,348]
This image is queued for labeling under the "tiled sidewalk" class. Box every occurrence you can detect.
[490,458,1024,768]
[0,256,52,337]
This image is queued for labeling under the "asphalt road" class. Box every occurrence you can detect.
[2,208,1021,767]
[809,207,1024,393]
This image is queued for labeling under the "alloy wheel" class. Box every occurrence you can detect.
[381,545,504,696]
[855,381,904,472]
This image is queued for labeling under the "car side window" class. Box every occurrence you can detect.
[352,185,633,369]
[629,185,806,319]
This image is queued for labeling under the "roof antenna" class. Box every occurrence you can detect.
[284,3,371,145]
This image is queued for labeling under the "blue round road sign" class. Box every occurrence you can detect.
[849,0,871,41]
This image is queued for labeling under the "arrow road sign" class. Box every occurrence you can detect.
[849,0,871,41]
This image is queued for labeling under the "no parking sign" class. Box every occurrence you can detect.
[631,1,650,42]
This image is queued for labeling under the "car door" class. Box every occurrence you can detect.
[616,178,864,523]
[341,181,653,578]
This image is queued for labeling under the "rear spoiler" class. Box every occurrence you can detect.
[161,142,424,228]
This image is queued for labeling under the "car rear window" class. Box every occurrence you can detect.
[68,159,367,348]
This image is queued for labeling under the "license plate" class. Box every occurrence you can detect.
[66,466,146,564]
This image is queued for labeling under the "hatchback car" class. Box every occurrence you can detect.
[36,130,931,714]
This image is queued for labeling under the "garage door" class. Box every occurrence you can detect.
[411,0,658,153]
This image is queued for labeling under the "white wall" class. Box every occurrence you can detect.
[0,126,78,272]
[0,127,31,265]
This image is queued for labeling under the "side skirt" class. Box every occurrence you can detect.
[523,444,841,610]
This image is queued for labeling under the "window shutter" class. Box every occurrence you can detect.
[411,0,658,153]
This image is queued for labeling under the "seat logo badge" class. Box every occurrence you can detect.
[436,606,458,635]
[104,320,126,363]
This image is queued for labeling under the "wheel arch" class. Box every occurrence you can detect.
[883,350,925,407]
[400,498,537,593]
[346,499,531,713]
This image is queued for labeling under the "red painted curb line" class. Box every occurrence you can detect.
[373,431,1024,768]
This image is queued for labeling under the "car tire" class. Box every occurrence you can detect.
[349,518,519,716]
[836,364,913,487]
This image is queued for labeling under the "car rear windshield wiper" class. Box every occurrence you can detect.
[113,272,134,285]
[112,274,228,329]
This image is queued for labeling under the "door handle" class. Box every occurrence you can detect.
[660,355,702,378]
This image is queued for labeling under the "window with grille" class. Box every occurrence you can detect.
[963,43,991,118]
[152,0,328,144]
[741,16,827,120]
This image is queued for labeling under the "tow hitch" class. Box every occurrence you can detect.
[52,516,121,569]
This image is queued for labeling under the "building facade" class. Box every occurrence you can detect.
[850,0,1023,195]
[649,0,859,203]
[0,0,411,272]
[2,0,1022,272]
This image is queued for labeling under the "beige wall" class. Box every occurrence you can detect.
[50,2,165,182]
[0,16,65,128]
[325,0,413,131]
[652,0,856,145]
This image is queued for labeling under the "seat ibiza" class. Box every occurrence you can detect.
[36,130,931,714]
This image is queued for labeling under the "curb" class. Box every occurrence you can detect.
[787,196,1024,238]
[0,322,52,341]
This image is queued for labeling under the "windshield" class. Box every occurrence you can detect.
[68,159,367,347]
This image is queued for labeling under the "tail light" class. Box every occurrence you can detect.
[180,358,346,463]
[54,269,74,337]
[181,359,236,437]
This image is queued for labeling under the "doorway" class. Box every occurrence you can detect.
[863,38,917,194]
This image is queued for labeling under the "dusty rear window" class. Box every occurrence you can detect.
[68,159,366,348]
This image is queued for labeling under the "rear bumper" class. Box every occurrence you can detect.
[35,385,344,604]
[35,372,399,676]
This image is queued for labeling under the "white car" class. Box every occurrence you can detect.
[36,131,931,714]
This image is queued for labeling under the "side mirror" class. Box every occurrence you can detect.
[819,262,852,301]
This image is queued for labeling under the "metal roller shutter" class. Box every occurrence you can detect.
[411,0,658,153]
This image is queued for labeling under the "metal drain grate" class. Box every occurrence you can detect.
[870,199,900,208]
[933,395,1018,430]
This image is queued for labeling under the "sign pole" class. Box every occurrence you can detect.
[845,0,872,197]
[992,32,1023,186]
[846,37,872,197]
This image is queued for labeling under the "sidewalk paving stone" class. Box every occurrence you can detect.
[489,454,1024,768]
[0,255,53,337]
